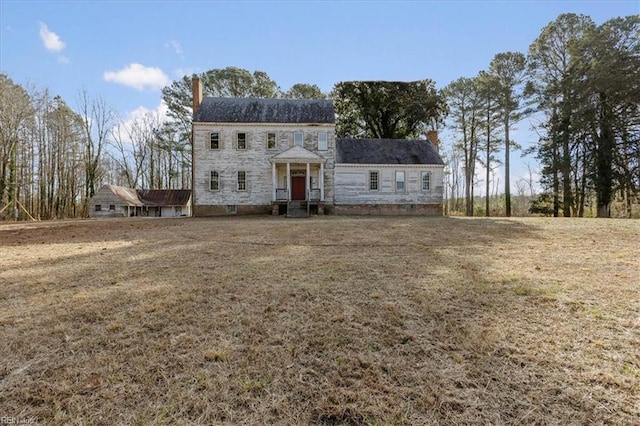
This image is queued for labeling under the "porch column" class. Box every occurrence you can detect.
[272,162,277,201]
[286,162,291,201]
[320,162,325,201]
[306,162,310,201]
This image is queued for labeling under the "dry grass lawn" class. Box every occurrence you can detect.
[0,216,639,425]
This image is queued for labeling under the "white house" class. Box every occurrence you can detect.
[191,78,444,217]
[89,185,192,218]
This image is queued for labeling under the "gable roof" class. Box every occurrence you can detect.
[336,138,444,165]
[269,146,327,164]
[138,190,191,206]
[103,185,144,206]
[193,98,335,124]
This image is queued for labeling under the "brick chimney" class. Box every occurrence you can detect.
[426,130,439,151]
[192,76,203,115]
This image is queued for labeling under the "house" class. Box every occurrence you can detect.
[191,78,444,217]
[88,185,192,218]
[191,79,335,216]
[89,185,144,218]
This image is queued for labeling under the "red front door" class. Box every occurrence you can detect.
[291,176,306,200]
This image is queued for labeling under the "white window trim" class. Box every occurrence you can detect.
[369,170,379,191]
[210,132,220,150]
[395,171,405,192]
[209,171,219,191]
[267,132,277,150]
[318,131,328,151]
[293,131,303,147]
[421,171,431,191]
[236,132,247,150]
[237,171,247,191]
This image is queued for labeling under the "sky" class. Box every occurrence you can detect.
[1,0,638,194]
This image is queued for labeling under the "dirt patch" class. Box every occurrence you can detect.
[1,216,639,424]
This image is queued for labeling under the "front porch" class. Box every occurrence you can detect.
[269,146,327,217]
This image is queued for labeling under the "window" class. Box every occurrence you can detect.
[95,204,102,211]
[237,133,246,150]
[109,204,115,211]
[294,131,303,147]
[318,131,328,151]
[237,171,247,191]
[210,132,219,150]
[209,171,219,191]
[422,172,431,191]
[395,171,405,192]
[267,132,276,150]
[369,171,379,191]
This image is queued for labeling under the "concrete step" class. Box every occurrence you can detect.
[287,201,309,218]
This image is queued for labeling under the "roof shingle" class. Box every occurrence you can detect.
[336,138,444,165]
[193,98,335,124]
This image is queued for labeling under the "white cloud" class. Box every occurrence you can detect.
[113,100,170,146]
[166,40,183,55]
[103,63,170,91]
[39,22,65,52]
[57,55,70,64]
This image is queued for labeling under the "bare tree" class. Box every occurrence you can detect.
[78,89,114,214]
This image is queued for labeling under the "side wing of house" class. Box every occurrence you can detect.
[88,185,143,218]
[334,139,444,215]
[138,190,192,217]
[192,96,335,216]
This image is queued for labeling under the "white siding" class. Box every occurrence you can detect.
[193,123,335,207]
[334,164,444,205]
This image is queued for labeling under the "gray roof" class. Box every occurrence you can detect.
[193,98,335,123]
[336,138,444,165]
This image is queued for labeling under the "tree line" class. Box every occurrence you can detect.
[0,13,637,220]
[445,13,639,218]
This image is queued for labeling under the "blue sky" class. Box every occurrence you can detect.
[1,0,638,193]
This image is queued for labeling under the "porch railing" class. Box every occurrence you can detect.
[276,188,288,201]
[309,188,321,202]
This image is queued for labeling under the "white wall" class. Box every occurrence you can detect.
[334,164,444,205]
[193,123,335,206]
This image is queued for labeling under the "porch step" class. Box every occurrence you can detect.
[287,201,309,218]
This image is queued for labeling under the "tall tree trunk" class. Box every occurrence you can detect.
[552,143,560,218]
[485,146,490,217]
[560,105,573,217]
[504,114,511,217]
[596,93,614,218]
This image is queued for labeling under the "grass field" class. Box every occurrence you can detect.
[1,216,639,425]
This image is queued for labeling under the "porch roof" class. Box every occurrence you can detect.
[269,146,327,164]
